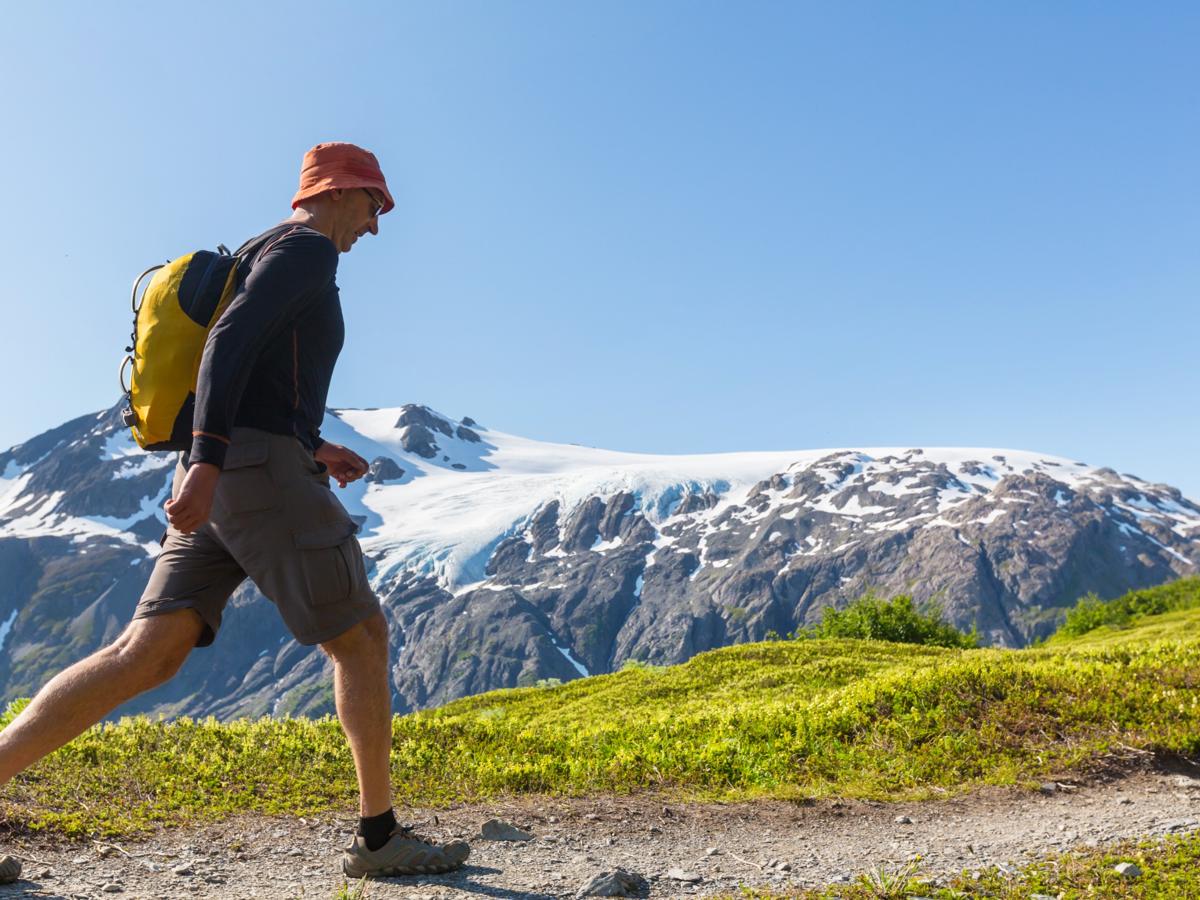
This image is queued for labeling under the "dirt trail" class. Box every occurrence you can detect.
[4,762,1200,899]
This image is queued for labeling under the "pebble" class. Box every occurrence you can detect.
[895,815,913,825]
[666,867,702,882]
[481,818,534,841]
[1114,861,1142,879]
[101,884,123,893]
[172,864,194,876]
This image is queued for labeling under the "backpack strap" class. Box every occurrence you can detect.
[232,223,312,280]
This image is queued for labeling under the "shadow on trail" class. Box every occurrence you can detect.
[373,864,563,899]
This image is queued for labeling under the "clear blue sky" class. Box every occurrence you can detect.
[1,3,1197,498]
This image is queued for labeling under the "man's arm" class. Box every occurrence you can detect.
[166,229,337,533]
[190,229,338,469]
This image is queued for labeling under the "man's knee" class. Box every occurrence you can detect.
[320,612,388,660]
[111,610,202,689]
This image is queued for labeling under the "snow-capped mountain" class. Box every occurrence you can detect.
[1,402,1197,719]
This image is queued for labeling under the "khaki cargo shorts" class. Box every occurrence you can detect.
[135,428,381,646]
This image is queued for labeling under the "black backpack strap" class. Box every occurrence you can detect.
[232,223,311,280]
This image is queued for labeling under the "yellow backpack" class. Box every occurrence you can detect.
[119,227,289,450]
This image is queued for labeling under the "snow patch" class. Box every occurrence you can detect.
[0,608,17,654]
[549,634,589,677]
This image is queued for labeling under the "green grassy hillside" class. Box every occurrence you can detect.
[3,580,1200,838]
[1048,576,1200,642]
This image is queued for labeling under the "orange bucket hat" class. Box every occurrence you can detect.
[291,142,395,214]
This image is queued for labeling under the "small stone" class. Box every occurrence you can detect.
[577,867,648,897]
[895,815,913,825]
[548,815,559,823]
[97,845,118,858]
[1114,862,1142,879]
[1030,894,1058,900]
[287,848,304,857]
[647,826,661,834]
[101,884,123,893]
[480,818,534,841]
[1039,782,1058,794]
[1118,796,1134,804]
[173,864,195,876]
[777,862,792,872]
[667,867,702,883]
[704,847,719,857]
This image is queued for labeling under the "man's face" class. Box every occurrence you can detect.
[335,188,383,253]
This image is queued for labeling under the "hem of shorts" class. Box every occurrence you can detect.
[132,599,219,647]
[293,595,383,646]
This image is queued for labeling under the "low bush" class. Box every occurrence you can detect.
[799,593,979,649]
[1051,576,1200,641]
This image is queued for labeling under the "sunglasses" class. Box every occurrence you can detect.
[362,188,384,219]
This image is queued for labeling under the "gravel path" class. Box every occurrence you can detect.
[4,762,1200,899]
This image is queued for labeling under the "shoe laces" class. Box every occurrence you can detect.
[396,824,437,846]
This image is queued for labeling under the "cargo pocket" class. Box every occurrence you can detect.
[214,439,278,514]
[294,519,363,606]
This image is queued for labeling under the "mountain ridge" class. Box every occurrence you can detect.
[0,401,1197,718]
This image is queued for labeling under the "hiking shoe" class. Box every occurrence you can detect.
[342,825,470,878]
[0,855,20,884]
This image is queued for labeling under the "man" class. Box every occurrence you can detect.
[0,143,469,882]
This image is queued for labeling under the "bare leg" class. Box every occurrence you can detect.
[0,609,203,787]
[321,612,393,817]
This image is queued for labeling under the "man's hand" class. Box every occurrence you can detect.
[314,442,369,488]
[164,462,220,534]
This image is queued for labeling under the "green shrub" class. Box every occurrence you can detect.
[800,593,979,649]
[1052,577,1200,641]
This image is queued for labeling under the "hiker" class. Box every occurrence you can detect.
[0,143,469,882]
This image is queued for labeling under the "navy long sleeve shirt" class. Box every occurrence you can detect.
[190,224,343,470]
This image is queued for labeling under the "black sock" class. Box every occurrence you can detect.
[358,808,397,852]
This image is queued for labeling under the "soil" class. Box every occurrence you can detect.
[3,757,1200,900]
